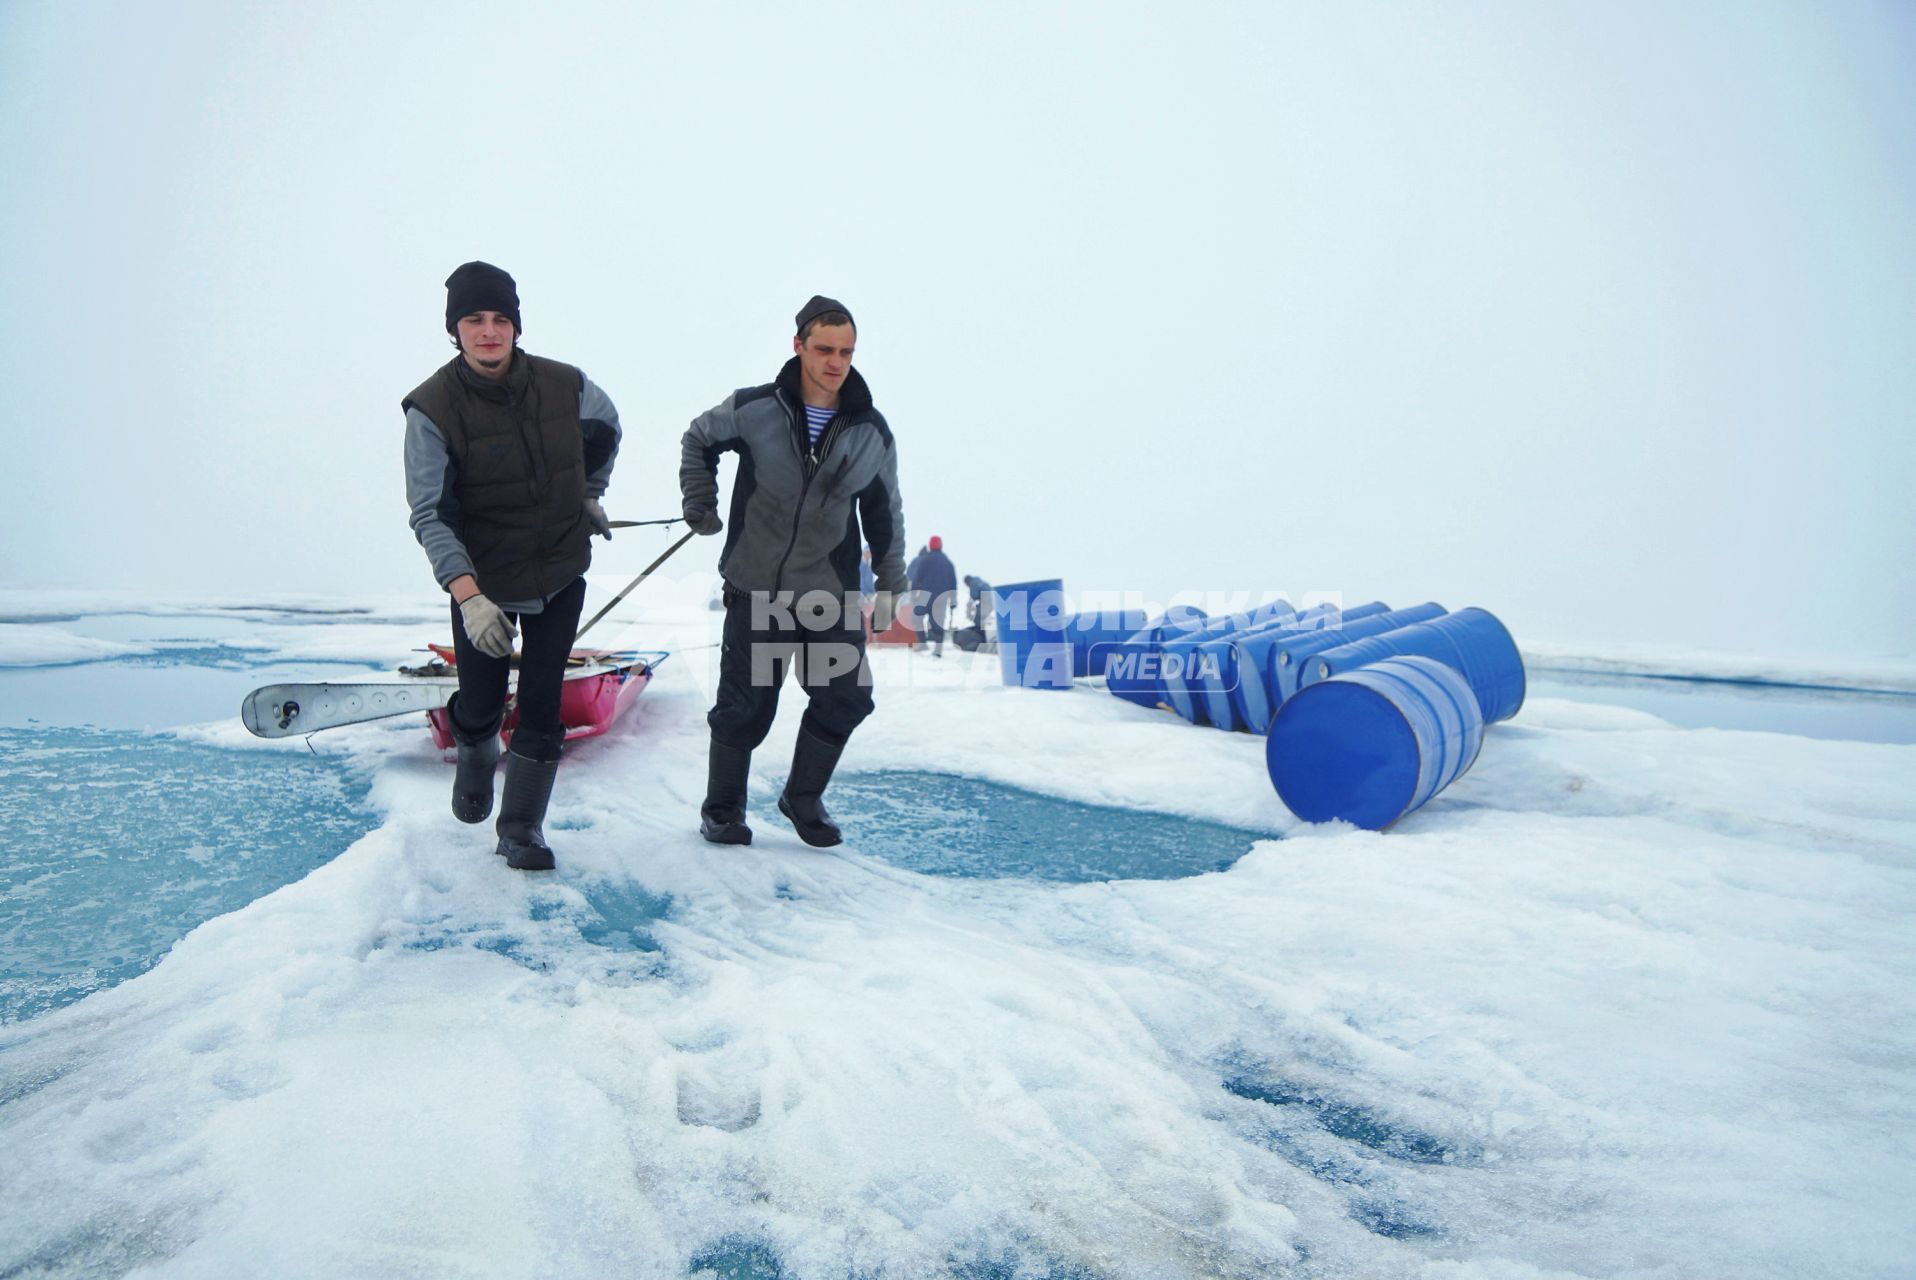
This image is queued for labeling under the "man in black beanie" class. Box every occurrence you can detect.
[679,296,909,848]
[402,261,623,870]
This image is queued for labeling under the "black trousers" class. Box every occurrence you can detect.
[448,576,587,763]
[708,585,874,751]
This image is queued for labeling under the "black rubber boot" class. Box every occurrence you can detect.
[777,729,846,848]
[494,751,559,871]
[700,739,754,846]
[448,695,502,824]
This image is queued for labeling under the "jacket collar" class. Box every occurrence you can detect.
[452,348,531,403]
[775,356,873,419]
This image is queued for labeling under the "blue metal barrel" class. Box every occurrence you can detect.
[1266,655,1484,829]
[1204,601,1392,732]
[1162,601,1295,723]
[990,579,1072,690]
[1297,607,1525,723]
[1065,609,1150,678]
[1105,609,1210,708]
[1230,601,1405,732]
[1266,602,1450,710]
[1203,613,1311,732]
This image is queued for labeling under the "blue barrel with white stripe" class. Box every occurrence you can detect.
[1105,609,1209,708]
[1161,606,1288,723]
[1207,601,1393,732]
[991,579,1072,690]
[1267,602,1450,709]
[1231,601,1403,732]
[1162,601,1295,723]
[1065,609,1149,678]
[1202,613,1310,732]
[1297,607,1524,723]
[1266,655,1484,830]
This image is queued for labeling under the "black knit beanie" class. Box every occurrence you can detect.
[795,294,854,335]
[445,261,522,335]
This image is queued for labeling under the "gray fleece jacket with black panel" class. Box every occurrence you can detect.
[680,358,907,605]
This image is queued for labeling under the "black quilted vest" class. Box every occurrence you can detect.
[403,352,592,602]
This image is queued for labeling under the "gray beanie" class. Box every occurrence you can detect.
[794,294,854,335]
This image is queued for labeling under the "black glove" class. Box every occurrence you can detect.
[684,504,723,536]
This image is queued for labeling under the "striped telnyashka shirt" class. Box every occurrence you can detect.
[803,403,834,448]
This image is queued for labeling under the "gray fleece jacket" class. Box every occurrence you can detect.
[680,358,907,604]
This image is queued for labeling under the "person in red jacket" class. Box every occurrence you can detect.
[907,536,958,657]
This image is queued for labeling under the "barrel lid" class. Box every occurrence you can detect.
[1265,680,1419,830]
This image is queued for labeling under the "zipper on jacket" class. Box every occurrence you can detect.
[769,393,858,596]
[770,390,869,594]
[769,389,815,595]
[518,378,553,591]
[816,417,849,474]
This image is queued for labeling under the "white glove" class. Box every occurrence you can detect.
[869,590,896,635]
[459,593,518,659]
[584,497,612,539]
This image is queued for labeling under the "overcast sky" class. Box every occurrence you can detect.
[2,0,1911,658]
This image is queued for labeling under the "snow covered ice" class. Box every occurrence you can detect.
[1,589,1914,1278]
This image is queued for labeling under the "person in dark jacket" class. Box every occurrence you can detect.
[403,261,621,871]
[907,536,958,657]
[679,295,908,848]
[953,574,993,651]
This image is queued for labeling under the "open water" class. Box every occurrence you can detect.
[0,726,375,1024]
[1528,669,1916,745]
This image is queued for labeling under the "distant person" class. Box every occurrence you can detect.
[954,574,993,651]
[900,544,928,640]
[907,536,958,657]
[679,295,908,848]
[403,261,621,871]
[859,545,876,616]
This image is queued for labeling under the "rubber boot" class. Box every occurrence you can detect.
[494,751,559,871]
[700,739,754,846]
[777,729,846,848]
[448,695,502,824]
